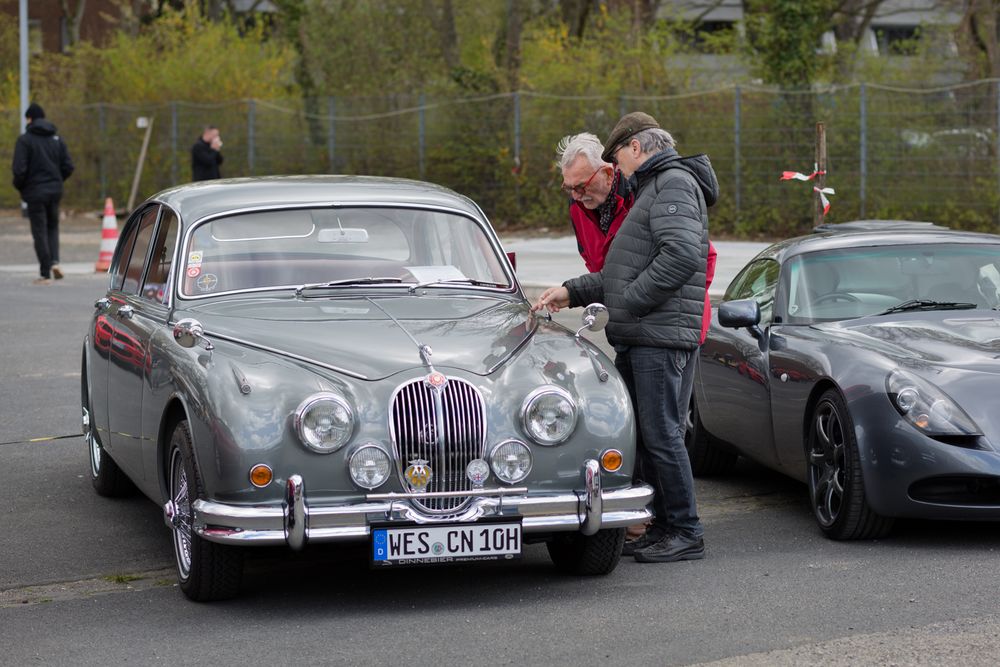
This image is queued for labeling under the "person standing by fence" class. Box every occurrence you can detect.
[12,103,74,286]
[191,125,224,181]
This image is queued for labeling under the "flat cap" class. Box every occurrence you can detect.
[602,111,660,163]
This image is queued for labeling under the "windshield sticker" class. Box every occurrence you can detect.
[186,266,201,278]
[196,273,218,292]
[188,250,203,267]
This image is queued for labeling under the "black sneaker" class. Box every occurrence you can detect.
[633,533,705,563]
[621,530,663,557]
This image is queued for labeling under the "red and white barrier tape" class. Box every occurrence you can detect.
[780,163,834,215]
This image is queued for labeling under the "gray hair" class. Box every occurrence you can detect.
[555,132,607,171]
[633,128,676,153]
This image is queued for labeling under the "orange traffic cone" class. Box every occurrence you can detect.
[95,197,118,272]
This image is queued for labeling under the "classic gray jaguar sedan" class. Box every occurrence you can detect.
[82,176,651,600]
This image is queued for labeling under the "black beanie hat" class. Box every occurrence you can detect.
[25,103,45,121]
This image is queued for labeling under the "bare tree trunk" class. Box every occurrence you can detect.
[502,0,524,92]
[956,0,1000,80]
[559,0,590,40]
[425,0,460,71]
[59,0,87,47]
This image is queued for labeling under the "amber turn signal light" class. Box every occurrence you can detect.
[600,449,623,472]
[249,464,273,488]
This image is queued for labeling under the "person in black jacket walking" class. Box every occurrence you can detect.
[533,112,718,563]
[12,103,74,285]
[191,125,224,181]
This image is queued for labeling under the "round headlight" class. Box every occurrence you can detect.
[521,386,577,445]
[294,393,354,453]
[490,440,532,484]
[348,444,391,489]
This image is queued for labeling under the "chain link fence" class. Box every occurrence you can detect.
[4,81,1000,236]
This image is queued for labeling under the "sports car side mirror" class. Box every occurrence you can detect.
[719,299,764,340]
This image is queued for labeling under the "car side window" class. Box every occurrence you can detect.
[142,209,179,305]
[121,207,160,295]
[725,258,780,323]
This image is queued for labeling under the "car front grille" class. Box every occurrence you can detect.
[389,376,486,513]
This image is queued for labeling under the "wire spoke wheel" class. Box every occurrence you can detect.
[169,446,193,580]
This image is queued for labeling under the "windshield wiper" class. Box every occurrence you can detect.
[296,277,404,296]
[407,279,507,293]
[876,299,977,316]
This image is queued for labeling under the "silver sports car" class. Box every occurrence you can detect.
[82,176,652,600]
[688,225,1000,539]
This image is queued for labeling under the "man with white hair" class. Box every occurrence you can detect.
[556,132,634,273]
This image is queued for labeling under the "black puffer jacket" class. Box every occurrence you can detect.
[564,148,719,350]
[11,119,74,202]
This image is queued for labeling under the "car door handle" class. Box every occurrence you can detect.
[118,305,135,320]
[94,297,110,310]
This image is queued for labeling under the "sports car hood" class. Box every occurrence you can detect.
[816,313,1000,373]
[180,295,537,380]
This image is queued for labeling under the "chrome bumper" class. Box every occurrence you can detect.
[178,459,654,549]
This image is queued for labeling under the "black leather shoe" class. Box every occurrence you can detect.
[622,530,662,557]
[633,533,705,563]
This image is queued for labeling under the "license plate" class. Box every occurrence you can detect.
[371,522,522,567]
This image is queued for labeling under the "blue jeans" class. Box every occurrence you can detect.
[615,346,703,539]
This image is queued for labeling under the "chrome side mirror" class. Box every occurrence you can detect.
[173,318,213,350]
[575,303,609,337]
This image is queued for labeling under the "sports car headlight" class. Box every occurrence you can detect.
[521,386,577,445]
[886,370,980,436]
[348,444,391,489]
[294,392,354,453]
[490,440,532,484]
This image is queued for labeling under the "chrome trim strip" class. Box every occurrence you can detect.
[366,486,528,500]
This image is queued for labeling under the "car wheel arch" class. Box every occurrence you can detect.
[158,398,191,500]
[801,378,842,459]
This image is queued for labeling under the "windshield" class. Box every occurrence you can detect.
[782,242,1000,324]
[180,207,512,297]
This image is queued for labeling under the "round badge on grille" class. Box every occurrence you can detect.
[425,372,448,389]
[466,458,490,489]
[404,459,433,492]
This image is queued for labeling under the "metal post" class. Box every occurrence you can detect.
[327,96,336,172]
[418,92,426,180]
[247,99,256,175]
[815,122,827,227]
[513,91,521,171]
[170,101,178,185]
[98,103,107,201]
[18,0,28,133]
[734,85,742,222]
[996,82,1000,227]
[860,83,867,219]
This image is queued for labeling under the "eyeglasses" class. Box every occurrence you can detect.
[608,141,630,166]
[560,166,606,196]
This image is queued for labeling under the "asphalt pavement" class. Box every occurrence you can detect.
[4,213,1000,666]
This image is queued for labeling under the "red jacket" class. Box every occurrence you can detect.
[568,172,633,273]
[701,241,717,344]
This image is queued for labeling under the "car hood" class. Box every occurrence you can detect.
[815,312,1000,373]
[180,295,537,380]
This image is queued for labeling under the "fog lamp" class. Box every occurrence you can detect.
[249,464,272,488]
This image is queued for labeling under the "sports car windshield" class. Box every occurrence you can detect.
[782,242,1000,324]
[180,207,512,297]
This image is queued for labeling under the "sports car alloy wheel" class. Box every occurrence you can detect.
[807,389,893,540]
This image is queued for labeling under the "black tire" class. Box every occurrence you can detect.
[82,359,135,498]
[685,396,738,476]
[546,528,625,575]
[807,389,894,540]
[168,420,244,601]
